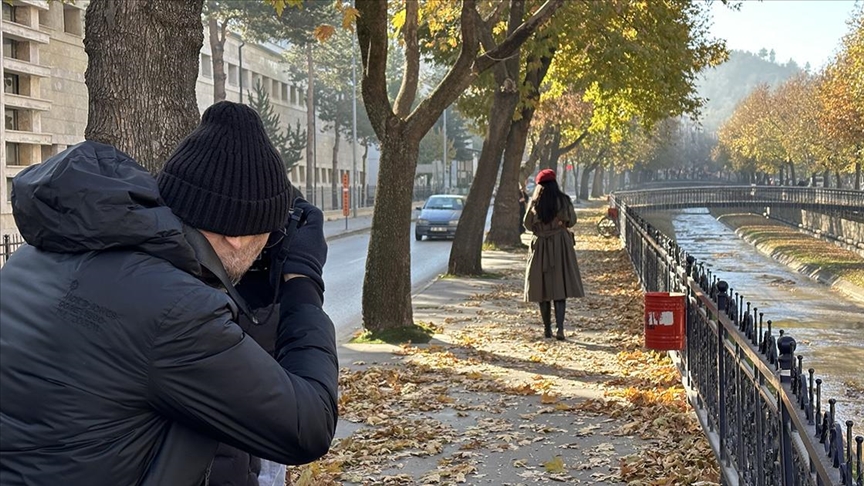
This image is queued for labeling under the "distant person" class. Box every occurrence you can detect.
[0,102,337,486]
[523,169,585,340]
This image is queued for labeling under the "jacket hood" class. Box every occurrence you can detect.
[12,141,200,273]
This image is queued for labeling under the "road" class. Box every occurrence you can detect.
[322,222,455,339]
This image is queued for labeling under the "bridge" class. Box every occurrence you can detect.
[610,190,863,486]
[614,186,864,218]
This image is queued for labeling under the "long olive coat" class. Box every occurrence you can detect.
[523,195,585,302]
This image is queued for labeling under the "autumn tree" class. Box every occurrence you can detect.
[84,0,205,173]
[452,0,727,261]
[817,5,863,189]
[357,0,564,333]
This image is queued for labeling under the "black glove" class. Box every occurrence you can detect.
[282,199,327,293]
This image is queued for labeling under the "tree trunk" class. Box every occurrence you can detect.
[305,44,316,204]
[331,118,341,210]
[486,50,552,249]
[855,162,861,191]
[835,170,842,189]
[448,86,521,274]
[591,164,605,198]
[823,169,830,188]
[579,162,597,201]
[84,0,204,173]
[788,161,796,186]
[362,128,420,331]
[486,115,531,248]
[208,13,227,103]
[447,0,525,275]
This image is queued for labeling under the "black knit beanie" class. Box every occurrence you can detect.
[157,101,291,236]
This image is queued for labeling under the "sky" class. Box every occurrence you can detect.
[709,0,858,70]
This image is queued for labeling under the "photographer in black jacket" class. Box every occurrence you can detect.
[0,102,337,486]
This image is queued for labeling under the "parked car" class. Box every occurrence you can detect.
[415,195,466,240]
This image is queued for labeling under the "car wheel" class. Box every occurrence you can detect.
[415,232,423,241]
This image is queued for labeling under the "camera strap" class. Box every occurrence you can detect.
[269,206,305,293]
[185,226,259,324]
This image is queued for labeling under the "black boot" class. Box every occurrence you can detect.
[554,299,566,341]
[539,302,552,338]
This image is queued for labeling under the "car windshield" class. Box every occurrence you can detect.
[425,197,463,210]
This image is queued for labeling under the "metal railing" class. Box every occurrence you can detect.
[1,233,26,267]
[615,186,864,214]
[613,197,863,486]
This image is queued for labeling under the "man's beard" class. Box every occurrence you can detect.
[222,238,268,284]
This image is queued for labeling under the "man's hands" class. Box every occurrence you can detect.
[282,199,327,292]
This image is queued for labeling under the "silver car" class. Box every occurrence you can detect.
[415,195,465,240]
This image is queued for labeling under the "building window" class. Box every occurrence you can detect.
[290,86,297,104]
[6,143,20,166]
[281,83,288,101]
[201,54,212,78]
[39,7,52,28]
[41,145,56,161]
[5,109,18,131]
[4,73,20,95]
[271,79,280,99]
[228,64,238,86]
[3,38,19,60]
[298,166,305,181]
[7,178,14,203]
[298,88,305,104]
[3,3,15,22]
[63,6,82,36]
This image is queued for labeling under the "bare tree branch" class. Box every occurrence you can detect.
[355,0,394,137]
[406,0,479,136]
[394,0,420,117]
[559,130,590,156]
[474,0,563,74]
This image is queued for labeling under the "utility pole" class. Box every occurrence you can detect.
[238,41,245,102]
[442,108,448,193]
[351,27,358,216]
[305,43,316,205]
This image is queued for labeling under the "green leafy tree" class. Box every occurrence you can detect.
[247,79,307,172]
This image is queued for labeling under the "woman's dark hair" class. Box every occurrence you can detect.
[534,181,567,224]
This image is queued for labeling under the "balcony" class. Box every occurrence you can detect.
[1,58,51,78]
[4,130,52,145]
[1,20,50,44]
[11,0,49,10]
[3,93,52,111]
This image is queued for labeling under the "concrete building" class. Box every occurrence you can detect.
[2,0,88,235]
[2,11,366,241]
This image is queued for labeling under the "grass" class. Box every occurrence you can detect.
[721,214,864,288]
[350,320,441,345]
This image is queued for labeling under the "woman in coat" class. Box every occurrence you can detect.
[523,169,585,340]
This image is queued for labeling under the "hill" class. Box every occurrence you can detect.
[696,49,802,133]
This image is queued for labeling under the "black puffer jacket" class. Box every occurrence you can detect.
[0,142,338,486]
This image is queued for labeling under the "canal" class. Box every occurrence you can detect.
[643,208,864,427]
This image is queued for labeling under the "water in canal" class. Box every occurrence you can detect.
[643,208,864,427]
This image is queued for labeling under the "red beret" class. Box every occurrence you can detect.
[535,169,556,184]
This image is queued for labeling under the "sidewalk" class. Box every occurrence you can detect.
[288,206,720,485]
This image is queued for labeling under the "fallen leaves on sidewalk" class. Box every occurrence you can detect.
[287,206,719,485]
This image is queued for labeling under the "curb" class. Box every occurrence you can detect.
[325,226,372,242]
[726,224,864,305]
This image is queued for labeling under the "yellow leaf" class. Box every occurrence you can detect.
[341,6,360,30]
[540,392,559,404]
[313,25,336,43]
[543,456,566,474]
[392,8,407,31]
